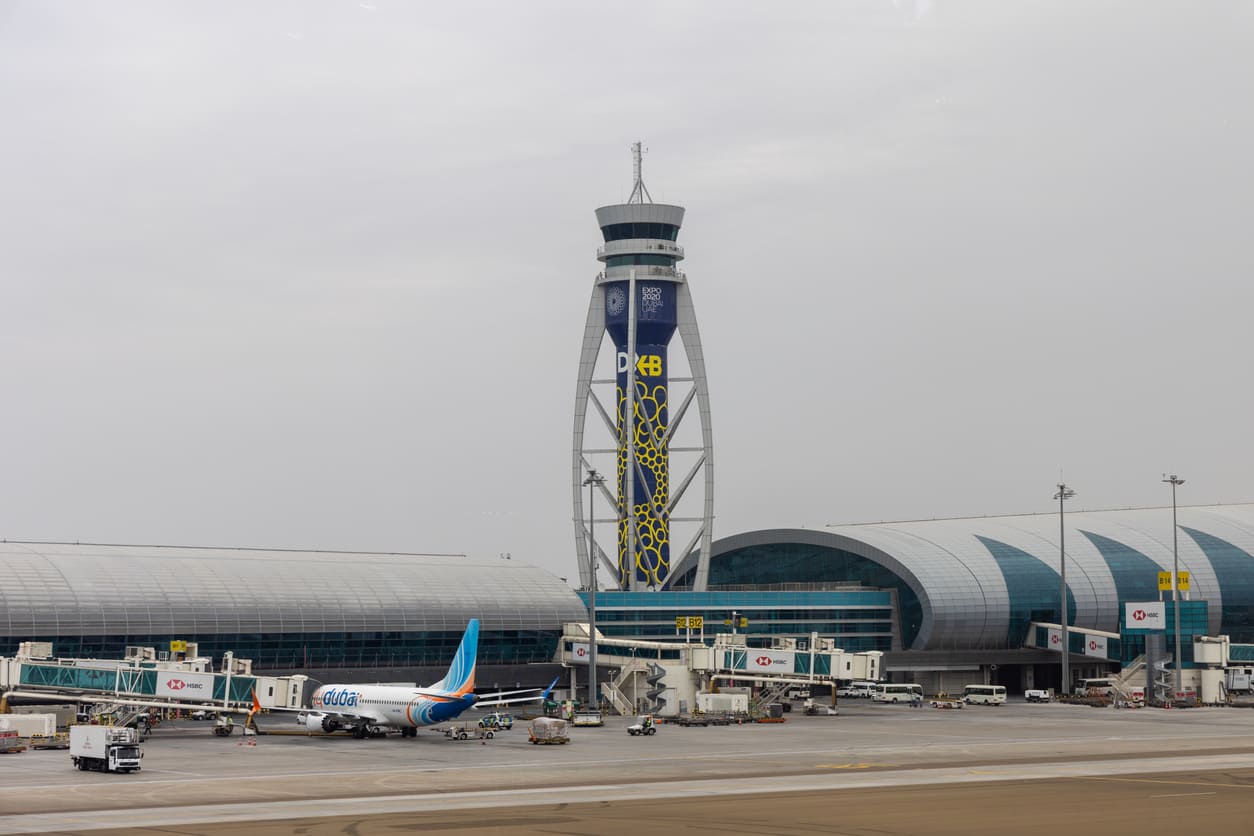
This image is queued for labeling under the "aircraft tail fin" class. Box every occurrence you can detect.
[430,619,478,696]
[542,675,560,700]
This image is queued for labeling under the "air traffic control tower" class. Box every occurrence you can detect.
[573,144,715,592]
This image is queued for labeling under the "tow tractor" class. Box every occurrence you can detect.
[627,714,657,736]
[803,698,838,716]
[442,722,495,741]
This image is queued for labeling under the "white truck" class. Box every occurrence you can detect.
[1225,667,1254,694]
[70,726,143,773]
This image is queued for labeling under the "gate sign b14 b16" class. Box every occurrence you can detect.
[745,650,794,673]
[1124,602,1166,631]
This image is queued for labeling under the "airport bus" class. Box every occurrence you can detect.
[873,683,923,704]
[961,684,1007,705]
[1074,678,1117,697]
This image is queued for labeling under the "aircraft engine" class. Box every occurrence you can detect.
[299,712,338,733]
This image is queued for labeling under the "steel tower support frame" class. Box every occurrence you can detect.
[571,273,714,591]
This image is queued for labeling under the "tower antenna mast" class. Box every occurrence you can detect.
[628,141,652,204]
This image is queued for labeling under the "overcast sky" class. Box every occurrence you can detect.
[2,1,1251,585]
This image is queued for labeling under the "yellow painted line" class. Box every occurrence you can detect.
[815,763,883,770]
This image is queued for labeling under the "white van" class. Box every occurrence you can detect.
[837,681,875,698]
[874,683,923,704]
[962,684,1007,705]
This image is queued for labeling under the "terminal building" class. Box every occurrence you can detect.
[3,508,1253,702]
[0,542,586,689]
[580,504,1254,695]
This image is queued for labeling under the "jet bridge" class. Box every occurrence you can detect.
[0,644,308,714]
[556,625,882,717]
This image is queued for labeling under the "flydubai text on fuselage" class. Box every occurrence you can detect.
[297,619,479,738]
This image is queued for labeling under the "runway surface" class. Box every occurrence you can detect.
[3,701,1254,834]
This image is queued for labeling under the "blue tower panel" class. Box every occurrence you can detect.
[606,281,678,588]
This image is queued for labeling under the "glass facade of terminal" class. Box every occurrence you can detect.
[1118,600,1209,665]
[581,590,897,652]
[671,542,920,648]
[1182,527,1254,643]
[8,629,559,670]
[976,536,1076,646]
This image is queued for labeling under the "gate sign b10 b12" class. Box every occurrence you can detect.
[1124,602,1166,631]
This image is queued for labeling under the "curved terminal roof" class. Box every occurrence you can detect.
[672,504,1254,650]
[0,542,587,639]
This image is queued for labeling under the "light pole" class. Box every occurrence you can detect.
[1054,483,1075,695]
[1163,474,1185,700]
[583,468,606,709]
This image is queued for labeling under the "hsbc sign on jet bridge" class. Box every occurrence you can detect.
[744,651,795,674]
[155,671,214,698]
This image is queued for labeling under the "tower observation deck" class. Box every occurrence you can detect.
[572,144,715,592]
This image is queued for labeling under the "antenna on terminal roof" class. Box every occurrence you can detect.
[627,141,652,204]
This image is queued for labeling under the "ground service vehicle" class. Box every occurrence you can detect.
[1225,667,1254,694]
[840,681,877,698]
[1025,688,1051,703]
[929,694,965,709]
[874,684,923,704]
[528,717,569,744]
[963,685,1007,705]
[443,723,494,741]
[571,711,604,727]
[0,729,25,754]
[1074,678,1117,698]
[803,699,838,716]
[628,715,657,736]
[478,712,514,730]
[70,726,142,773]
[674,713,710,726]
[30,733,70,750]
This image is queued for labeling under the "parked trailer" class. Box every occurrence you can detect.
[528,717,570,744]
[70,725,142,773]
[30,733,71,750]
[0,729,26,754]
[0,714,56,738]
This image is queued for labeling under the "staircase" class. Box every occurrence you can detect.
[1153,659,1174,705]
[601,661,647,716]
[751,681,792,713]
[1112,655,1147,704]
[645,663,667,714]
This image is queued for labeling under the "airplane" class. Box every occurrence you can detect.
[294,619,557,739]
